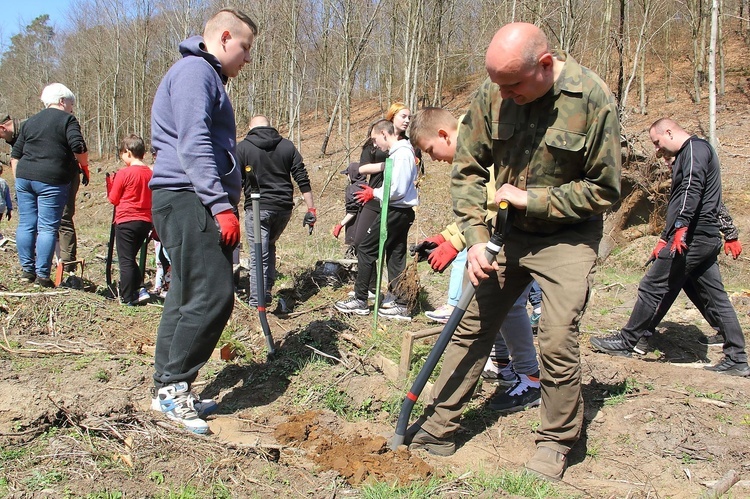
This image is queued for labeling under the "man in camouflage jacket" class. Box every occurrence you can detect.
[405,23,621,480]
[0,115,23,165]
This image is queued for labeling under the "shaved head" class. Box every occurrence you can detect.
[486,23,549,76]
[649,118,683,135]
[484,23,558,105]
[204,9,258,39]
[250,115,270,129]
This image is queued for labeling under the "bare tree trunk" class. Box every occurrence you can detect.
[665,15,674,101]
[619,0,652,116]
[320,0,384,155]
[639,47,646,114]
[718,0,725,95]
[708,0,718,148]
[616,0,626,102]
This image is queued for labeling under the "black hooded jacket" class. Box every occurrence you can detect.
[237,126,311,211]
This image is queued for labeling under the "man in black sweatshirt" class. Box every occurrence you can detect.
[591,118,748,376]
[237,115,316,307]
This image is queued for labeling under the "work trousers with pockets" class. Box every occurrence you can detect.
[151,189,235,388]
[59,171,80,266]
[353,206,414,303]
[621,234,746,363]
[419,220,601,455]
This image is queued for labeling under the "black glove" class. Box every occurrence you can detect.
[410,234,445,261]
[303,208,317,235]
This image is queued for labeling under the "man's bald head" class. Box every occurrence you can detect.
[250,115,270,129]
[485,23,558,105]
[486,23,549,75]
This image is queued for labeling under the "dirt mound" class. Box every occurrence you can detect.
[275,411,432,485]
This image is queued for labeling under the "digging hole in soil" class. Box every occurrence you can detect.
[274,410,432,485]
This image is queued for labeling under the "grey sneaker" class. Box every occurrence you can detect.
[525,446,567,481]
[137,287,151,303]
[380,292,397,309]
[590,332,634,357]
[334,297,370,315]
[378,304,411,321]
[151,388,218,418]
[704,357,750,376]
[407,428,456,456]
[155,382,209,434]
[488,373,541,413]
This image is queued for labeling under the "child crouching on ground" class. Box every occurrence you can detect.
[107,134,153,305]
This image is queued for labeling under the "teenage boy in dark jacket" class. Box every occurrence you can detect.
[149,9,258,434]
[237,115,316,307]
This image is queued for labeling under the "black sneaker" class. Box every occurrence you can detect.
[590,333,634,357]
[698,333,724,346]
[488,374,541,413]
[704,357,750,376]
[34,277,54,288]
[406,427,456,456]
[20,271,35,283]
[334,297,369,315]
[633,336,650,355]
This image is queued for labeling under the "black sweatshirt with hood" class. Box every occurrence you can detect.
[237,126,311,211]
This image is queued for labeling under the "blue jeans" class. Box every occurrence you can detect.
[447,249,467,306]
[15,178,69,278]
[491,282,539,375]
[245,208,292,306]
[529,280,542,309]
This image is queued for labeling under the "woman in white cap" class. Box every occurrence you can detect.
[9,83,89,287]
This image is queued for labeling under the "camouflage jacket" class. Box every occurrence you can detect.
[718,202,739,241]
[451,52,622,247]
[0,118,25,165]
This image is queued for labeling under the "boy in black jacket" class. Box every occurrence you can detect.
[237,115,316,307]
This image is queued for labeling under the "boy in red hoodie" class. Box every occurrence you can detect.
[107,134,153,305]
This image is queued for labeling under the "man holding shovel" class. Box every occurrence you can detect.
[403,23,621,480]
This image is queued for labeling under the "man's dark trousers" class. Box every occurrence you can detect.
[151,189,235,388]
[622,234,746,363]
